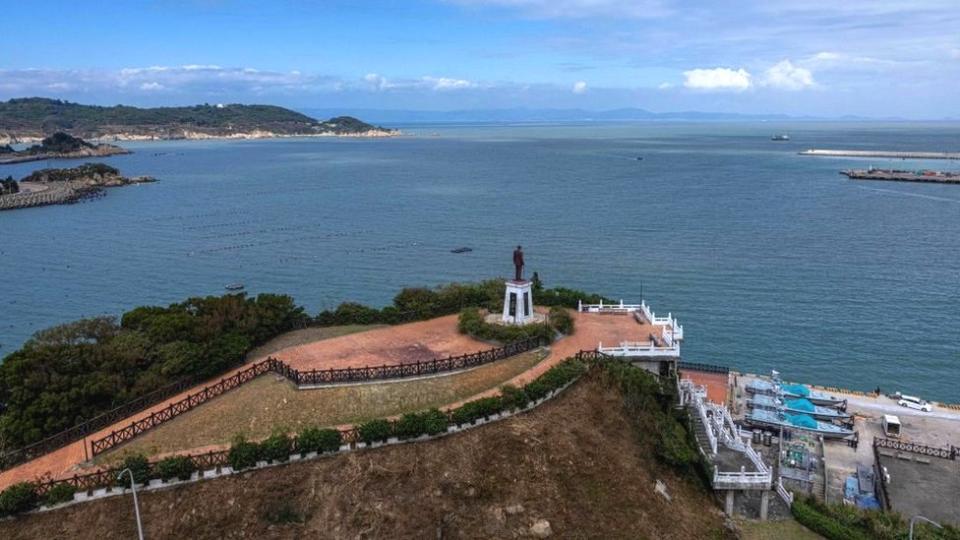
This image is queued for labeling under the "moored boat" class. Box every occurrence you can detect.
[748,394,850,421]
[746,377,845,407]
[745,409,853,438]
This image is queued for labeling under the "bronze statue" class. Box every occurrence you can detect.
[513,245,524,281]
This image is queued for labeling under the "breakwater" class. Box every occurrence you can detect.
[842,169,960,185]
[800,149,960,160]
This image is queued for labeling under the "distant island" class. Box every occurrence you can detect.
[0,132,129,164]
[0,98,397,144]
[0,163,155,212]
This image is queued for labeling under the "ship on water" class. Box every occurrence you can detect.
[771,134,790,141]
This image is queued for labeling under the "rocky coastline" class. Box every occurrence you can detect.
[0,163,155,212]
[0,132,130,164]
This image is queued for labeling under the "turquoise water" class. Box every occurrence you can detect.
[2,122,958,400]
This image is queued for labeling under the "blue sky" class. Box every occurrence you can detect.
[2,0,959,117]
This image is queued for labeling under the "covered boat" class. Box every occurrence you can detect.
[748,394,850,421]
[746,378,845,407]
[745,409,853,438]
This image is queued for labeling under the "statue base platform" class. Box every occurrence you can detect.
[496,279,540,325]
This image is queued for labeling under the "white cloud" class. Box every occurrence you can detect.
[364,73,390,91]
[448,0,670,19]
[139,82,164,91]
[423,76,477,90]
[949,48,960,59]
[682,67,752,91]
[657,82,673,90]
[762,60,815,90]
[572,80,588,94]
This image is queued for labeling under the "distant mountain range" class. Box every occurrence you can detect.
[302,107,913,124]
[0,98,395,143]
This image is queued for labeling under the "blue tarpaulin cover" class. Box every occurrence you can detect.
[786,413,818,429]
[783,383,811,397]
[786,398,816,412]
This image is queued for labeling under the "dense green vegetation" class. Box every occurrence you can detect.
[0,97,389,136]
[0,293,308,449]
[0,176,18,195]
[24,132,93,154]
[0,279,604,454]
[599,358,700,472]
[20,163,120,183]
[791,496,960,540]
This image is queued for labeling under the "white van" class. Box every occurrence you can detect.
[897,394,932,412]
[882,414,901,438]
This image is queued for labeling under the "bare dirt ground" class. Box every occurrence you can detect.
[245,325,384,360]
[271,315,489,371]
[97,349,547,463]
[1,373,732,540]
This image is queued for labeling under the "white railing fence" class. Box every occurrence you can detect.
[578,299,684,342]
[598,340,680,357]
[776,479,795,506]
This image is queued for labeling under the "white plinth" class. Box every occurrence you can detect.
[501,280,535,325]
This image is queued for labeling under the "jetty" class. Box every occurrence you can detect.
[842,168,960,185]
[800,149,960,160]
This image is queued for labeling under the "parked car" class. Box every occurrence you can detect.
[897,394,932,412]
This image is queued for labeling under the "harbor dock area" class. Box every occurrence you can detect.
[800,149,960,159]
[681,367,960,524]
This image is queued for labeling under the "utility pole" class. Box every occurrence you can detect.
[118,468,145,540]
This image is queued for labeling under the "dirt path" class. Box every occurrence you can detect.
[0,311,650,489]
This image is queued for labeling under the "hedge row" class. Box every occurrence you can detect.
[228,426,345,471]
[352,356,588,444]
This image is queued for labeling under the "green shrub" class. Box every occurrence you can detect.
[451,397,503,425]
[499,384,530,410]
[228,435,261,471]
[548,306,574,335]
[115,454,150,486]
[791,498,871,540]
[422,408,449,435]
[395,412,428,440]
[297,427,342,454]
[358,419,393,444]
[656,417,699,468]
[0,482,38,517]
[41,483,76,506]
[155,455,196,481]
[522,379,551,402]
[456,307,555,344]
[260,432,293,462]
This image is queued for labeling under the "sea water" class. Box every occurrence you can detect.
[2,122,958,400]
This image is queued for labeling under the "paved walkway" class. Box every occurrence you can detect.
[0,310,650,489]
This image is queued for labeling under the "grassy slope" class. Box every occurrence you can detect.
[1,373,731,539]
[97,349,547,463]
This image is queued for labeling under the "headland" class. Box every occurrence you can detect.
[0,97,398,144]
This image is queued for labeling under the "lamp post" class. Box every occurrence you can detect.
[909,515,942,540]
[117,468,145,540]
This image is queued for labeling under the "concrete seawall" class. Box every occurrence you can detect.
[800,149,960,160]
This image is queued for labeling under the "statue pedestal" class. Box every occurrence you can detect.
[501,279,536,325]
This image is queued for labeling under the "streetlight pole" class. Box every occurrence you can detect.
[118,468,145,540]
[909,515,942,540]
